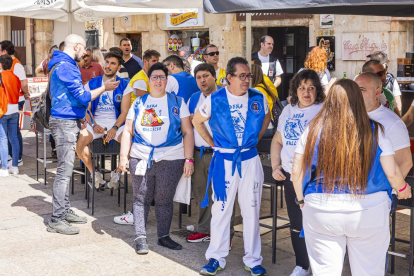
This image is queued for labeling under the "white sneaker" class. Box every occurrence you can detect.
[91,171,105,188]
[290,266,310,276]
[0,169,9,177]
[7,159,23,168]
[8,166,19,175]
[108,170,121,190]
[114,211,134,225]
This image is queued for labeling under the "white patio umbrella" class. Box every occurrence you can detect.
[0,0,203,33]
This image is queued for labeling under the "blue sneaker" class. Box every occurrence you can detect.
[200,258,223,275]
[245,265,267,276]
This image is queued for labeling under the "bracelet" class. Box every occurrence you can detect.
[185,159,194,163]
[398,182,408,193]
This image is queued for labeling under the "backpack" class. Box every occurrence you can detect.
[0,73,8,118]
[31,63,58,129]
[270,97,285,129]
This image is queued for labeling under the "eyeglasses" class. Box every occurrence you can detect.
[232,73,253,81]
[149,75,167,81]
[206,51,219,56]
[376,69,387,78]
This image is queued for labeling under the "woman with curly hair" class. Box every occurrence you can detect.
[301,46,331,91]
[270,69,325,276]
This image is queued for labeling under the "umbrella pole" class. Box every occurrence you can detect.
[246,13,252,65]
[67,0,72,35]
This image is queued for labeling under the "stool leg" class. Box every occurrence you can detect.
[36,130,39,181]
[43,132,47,185]
[81,161,85,184]
[178,203,183,229]
[85,168,89,200]
[92,155,96,215]
[410,207,414,276]
[271,185,275,216]
[390,211,396,274]
[87,169,90,209]
[188,200,191,217]
[272,184,277,264]
[281,185,284,208]
[124,172,127,214]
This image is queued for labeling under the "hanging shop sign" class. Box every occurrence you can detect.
[166,9,204,28]
[320,14,334,28]
[236,13,312,21]
[342,32,389,60]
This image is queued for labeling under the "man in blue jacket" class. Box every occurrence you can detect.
[47,34,120,235]
[76,52,132,190]
[163,55,199,103]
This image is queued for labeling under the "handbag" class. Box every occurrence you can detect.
[173,175,191,205]
[270,97,285,129]
[31,63,58,129]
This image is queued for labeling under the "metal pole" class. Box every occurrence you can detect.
[246,13,252,65]
[67,0,72,35]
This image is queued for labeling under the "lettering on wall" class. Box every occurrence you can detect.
[342,33,389,60]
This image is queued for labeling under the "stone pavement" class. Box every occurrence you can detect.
[0,130,412,276]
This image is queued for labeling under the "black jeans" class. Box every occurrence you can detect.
[283,170,310,270]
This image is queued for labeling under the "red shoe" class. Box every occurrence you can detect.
[186,232,211,243]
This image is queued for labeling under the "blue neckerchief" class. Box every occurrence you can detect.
[132,93,183,168]
[201,88,265,207]
[188,91,202,114]
[88,75,129,126]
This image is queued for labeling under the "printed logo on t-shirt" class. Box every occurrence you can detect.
[284,113,308,145]
[171,106,179,117]
[97,92,115,113]
[114,94,122,103]
[269,70,273,76]
[201,104,208,115]
[141,108,164,127]
[250,101,262,114]
[230,105,246,138]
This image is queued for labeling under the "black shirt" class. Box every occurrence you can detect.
[122,57,142,79]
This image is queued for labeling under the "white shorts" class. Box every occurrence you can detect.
[85,122,124,141]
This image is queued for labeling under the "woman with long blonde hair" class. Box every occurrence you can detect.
[292,79,411,275]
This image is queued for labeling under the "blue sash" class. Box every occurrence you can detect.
[201,88,265,207]
[195,145,212,159]
[132,93,183,168]
[88,75,129,126]
[188,91,202,114]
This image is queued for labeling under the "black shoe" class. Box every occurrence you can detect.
[158,236,182,250]
[135,237,149,255]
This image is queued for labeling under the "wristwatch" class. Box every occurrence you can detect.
[295,198,304,205]
[112,125,119,130]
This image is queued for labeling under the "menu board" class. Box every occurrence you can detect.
[28,77,48,107]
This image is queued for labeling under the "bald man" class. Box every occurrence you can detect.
[355,73,412,178]
[47,34,120,235]
[252,35,283,88]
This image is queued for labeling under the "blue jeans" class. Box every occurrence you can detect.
[0,113,20,169]
[8,101,24,160]
[263,127,276,138]
[49,117,80,221]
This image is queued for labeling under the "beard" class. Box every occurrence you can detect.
[74,54,82,63]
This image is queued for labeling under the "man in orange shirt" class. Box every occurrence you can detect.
[0,54,21,177]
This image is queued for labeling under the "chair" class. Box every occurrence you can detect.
[86,139,128,215]
[389,174,414,275]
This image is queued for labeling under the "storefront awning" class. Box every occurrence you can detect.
[203,0,414,17]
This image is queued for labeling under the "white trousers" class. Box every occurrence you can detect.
[302,201,390,276]
[205,155,264,268]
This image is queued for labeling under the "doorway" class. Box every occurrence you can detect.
[253,26,309,101]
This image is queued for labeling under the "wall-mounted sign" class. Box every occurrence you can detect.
[317,36,335,71]
[320,14,334,28]
[166,9,204,28]
[342,33,389,60]
[236,13,312,21]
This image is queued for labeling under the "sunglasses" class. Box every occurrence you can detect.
[376,69,387,78]
[206,51,219,56]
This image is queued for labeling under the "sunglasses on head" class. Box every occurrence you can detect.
[206,51,219,56]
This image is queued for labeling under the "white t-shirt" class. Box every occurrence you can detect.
[295,125,394,211]
[85,81,133,125]
[191,60,203,76]
[391,79,401,97]
[127,94,190,161]
[192,93,213,148]
[13,61,26,102]
[368,105,410,151]
[165,75,179,95]
[258,52,283,78]
[199,87,269,147]
[132,71,149,95]
[277,103,323,173]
